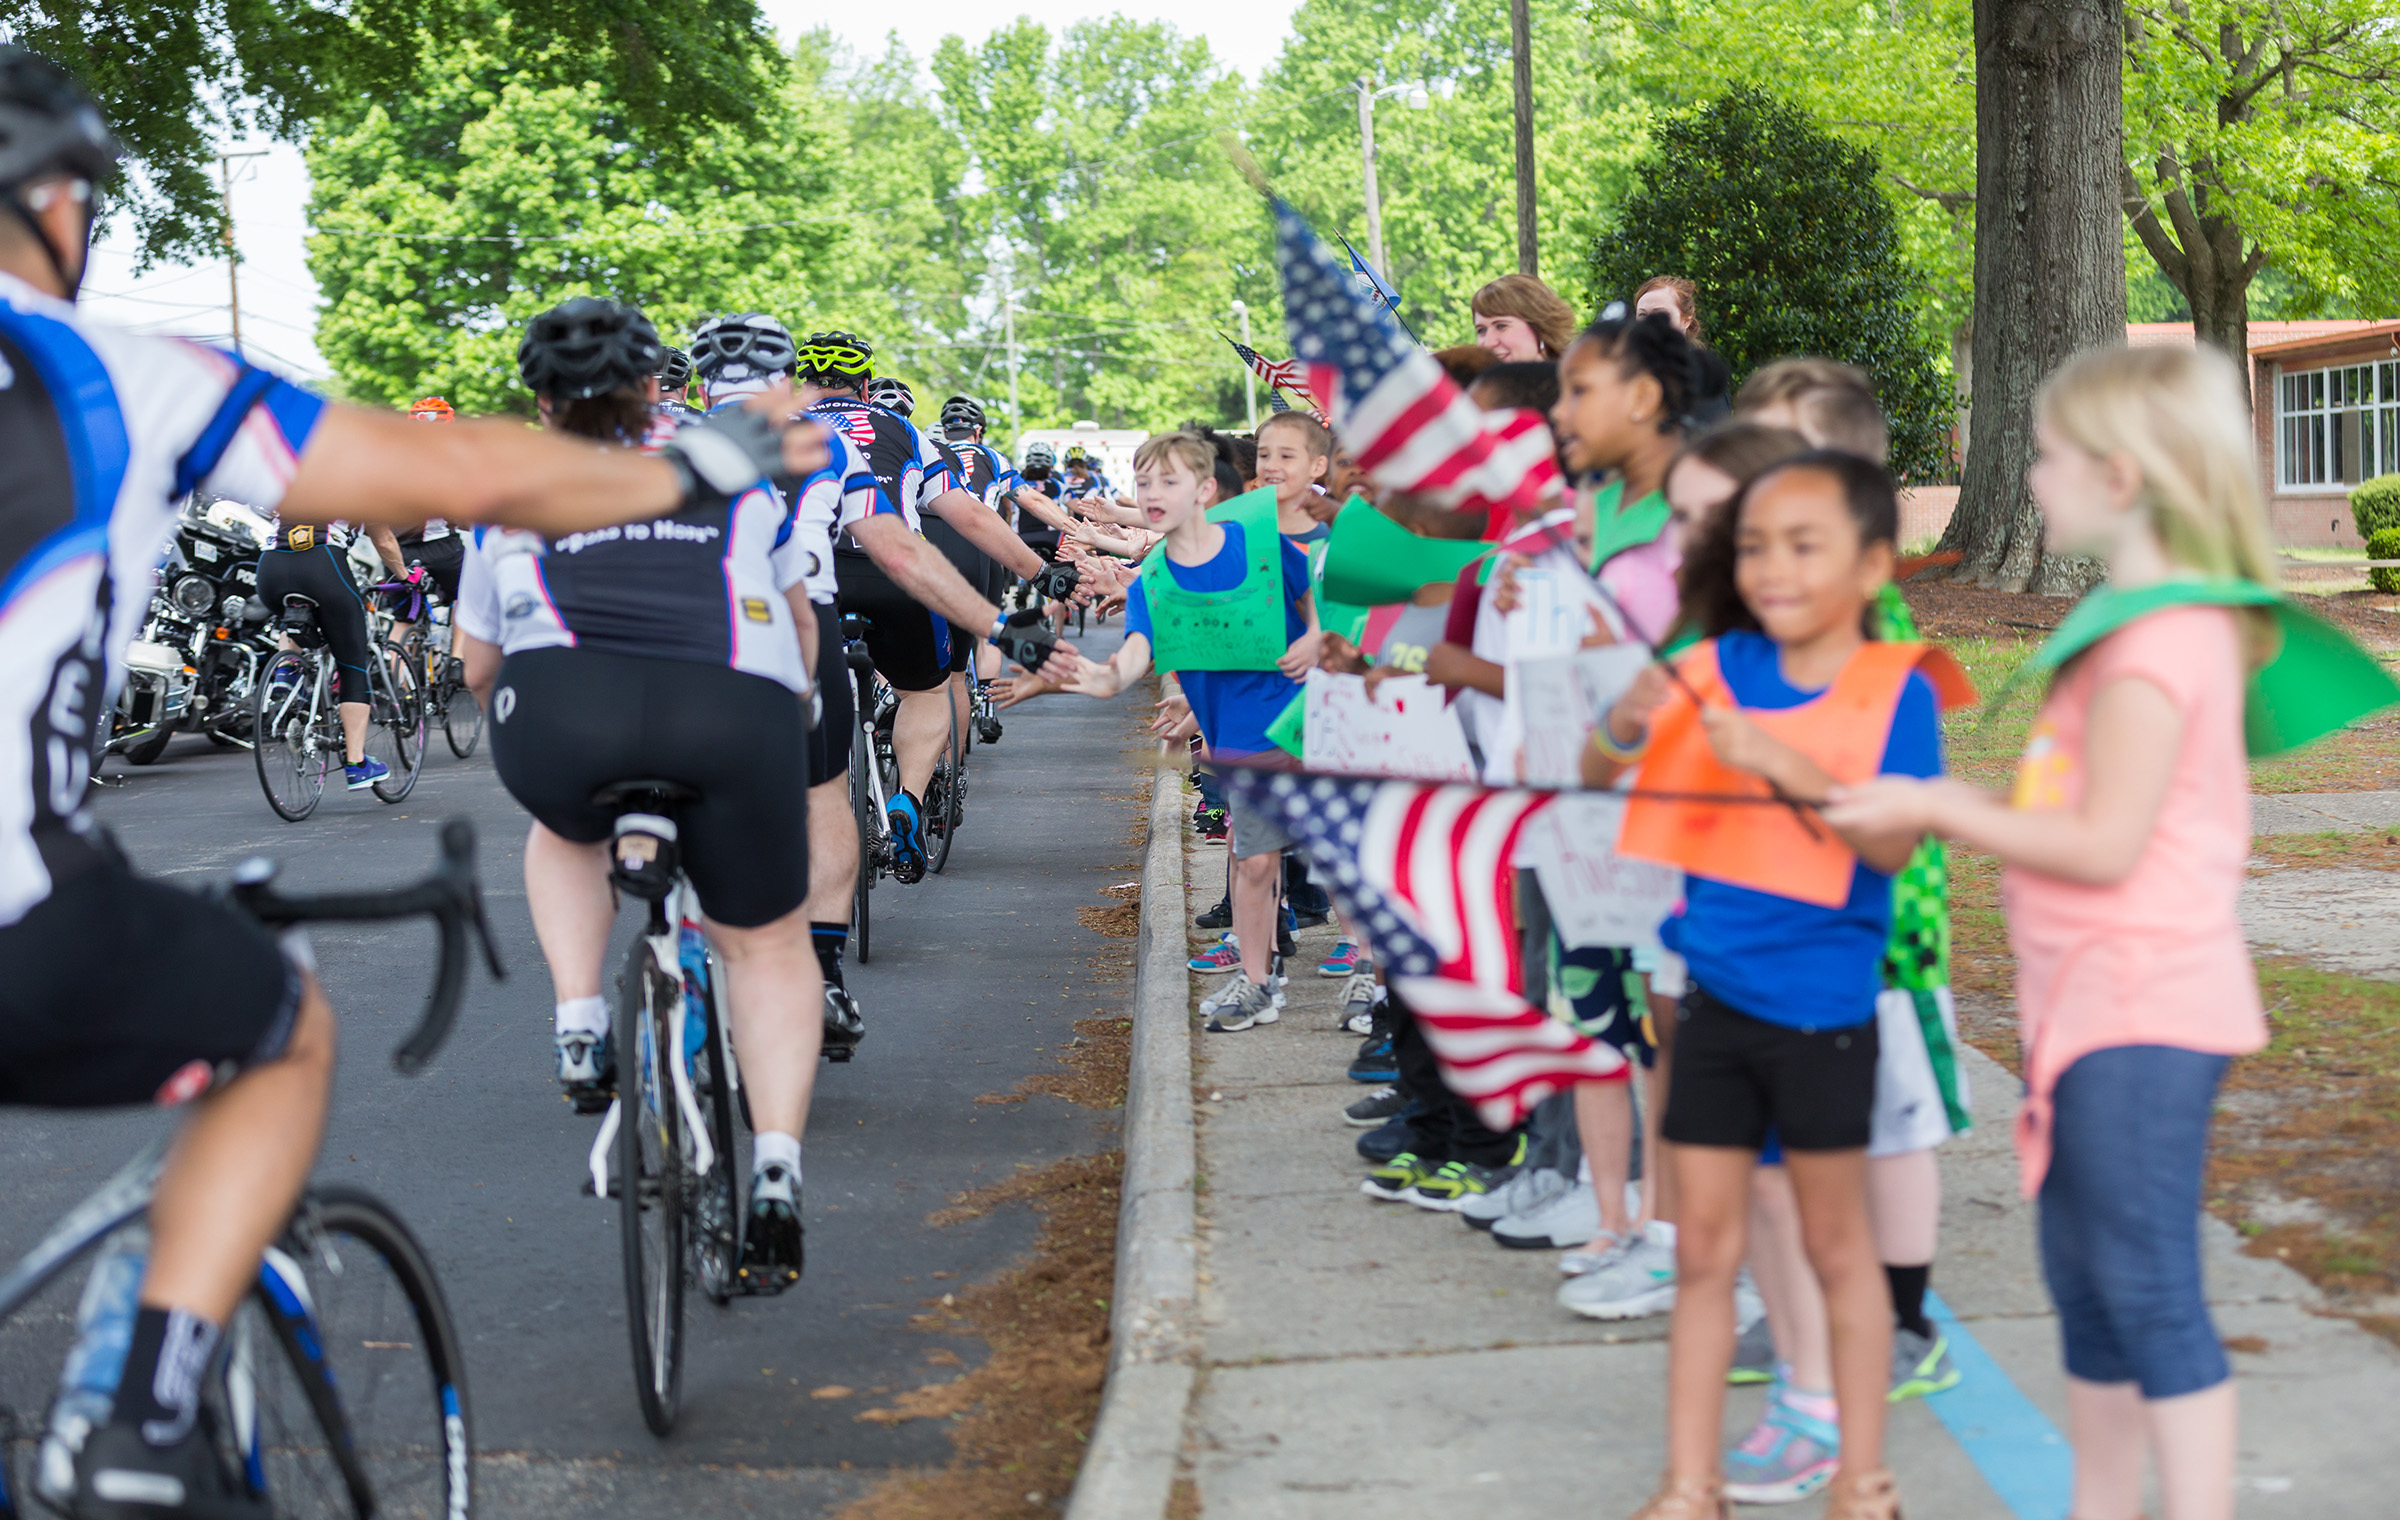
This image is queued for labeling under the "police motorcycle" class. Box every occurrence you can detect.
[104,494,278,765]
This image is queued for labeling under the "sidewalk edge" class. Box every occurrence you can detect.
[1065,752,1197,1520]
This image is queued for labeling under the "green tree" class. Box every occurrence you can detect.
[1,0,778,267]
[304,23,844,413]
[1586,88,1956,481]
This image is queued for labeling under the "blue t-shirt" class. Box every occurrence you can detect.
[1659,630,1944,1031]
[1124,520,1311,758]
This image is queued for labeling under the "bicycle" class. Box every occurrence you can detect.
[252,594,425,820]
[967,661,1002,747]
[372,577,482,760]
[921,672,968,877]
[837,616,902,963]
[579,781,768,1436]
[0,821,504,1520]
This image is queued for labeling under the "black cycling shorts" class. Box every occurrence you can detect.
[256,546,373,704]
[833,549,955,693]
[490,647,811,928]
[922,517,987,674]
[807,600,853,786]
[1662,986,1880,1153]
[0,836,304,1108]
[401,532,465,606]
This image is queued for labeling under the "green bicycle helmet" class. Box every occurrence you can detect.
[796,330,874,384]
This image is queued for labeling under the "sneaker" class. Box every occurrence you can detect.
[1355,1107,1415,1164]
[1194,895,1231,930]
[1728,1310,1777,1385]
[1343,1085,1404,1126]
[71,1422,267,1520]
[1560,1230,1635,1277]
[1887,1326,1962,1402]
[1275,901,1298,957]
[1556,1233,1677,1320]
[555,1030,614,1115]
[1200,971,1284,1020]
[1492,1179,1599,1249]
[1722,1378,1840,1504]
[1291,902,1330,929]
[1346,1034,1397,1084]
[1188,933,1242,974]
[1461,1165,1570,1232]
[887,794,926,884]
[1195,807,1228,840]
[738,1162,804,1293]
[1335,972,1378,1033]
[1204,978,1279,1033]
[343,755,390,791]
[1360,1150,1434,1202]
[1316,940,1365,977]
[1403,1158,1508,1213]
[821,984,865,1059]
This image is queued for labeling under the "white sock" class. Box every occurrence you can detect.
[753,1130,801,1182]
[1576,1155,1592,1186]
[554,995,607,1038]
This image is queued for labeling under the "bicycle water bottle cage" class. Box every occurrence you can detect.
[279,594,325,647]
[608,814,681,900]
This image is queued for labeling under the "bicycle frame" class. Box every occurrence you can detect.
[587,874,732,1201]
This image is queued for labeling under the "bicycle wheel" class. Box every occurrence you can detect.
[442,658,483,758]
[366,653,424,803]
[220,1185,472,1519]
[927,696,963,875]
[849,669,875,966]
[253,650,327,822]
[615,941,686,1435]
[688,957,743,1308]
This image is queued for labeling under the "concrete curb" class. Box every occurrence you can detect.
[1064,754,1197,1520]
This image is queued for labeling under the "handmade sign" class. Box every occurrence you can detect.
[1318,499,1492,608]
[1300,670,1477,781]
[1522,792,1684,949]
[1511,644,1651,787]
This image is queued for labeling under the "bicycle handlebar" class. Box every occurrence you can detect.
[218,818,506,1075]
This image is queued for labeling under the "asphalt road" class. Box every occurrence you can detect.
[0,629,1144,1515]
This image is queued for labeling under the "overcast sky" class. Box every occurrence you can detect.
[76,2,1300,382]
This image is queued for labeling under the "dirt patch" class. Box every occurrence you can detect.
[1077,899,1141,939]
[830,1149,1123,1519]
[975,1016,1134,1111]
[1900,580,2073,643]
[2251,831,2400,873]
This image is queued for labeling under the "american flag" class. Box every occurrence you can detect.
[1224,332,1306,394]
[1224,768,1627,1131]
[1279,199,1555,527]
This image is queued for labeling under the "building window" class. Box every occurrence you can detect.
[2279,361,2400,489]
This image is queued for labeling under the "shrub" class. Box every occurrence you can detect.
[1585,87,1954,485]
[2369,527,2400,593]
[2351,476,2400,544]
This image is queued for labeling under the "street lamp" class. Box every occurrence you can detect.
[1231,299,1256,431]
[1354,77,1448,276]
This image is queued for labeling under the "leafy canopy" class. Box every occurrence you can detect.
[1586,87,1953,482]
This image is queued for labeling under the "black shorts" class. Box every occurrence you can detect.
[489,647,810,928]
[256,546,373,704]
[833,550,956,692]
[807,600,853,786]
[0,837,303,1108]
[401,532,465,606]
[1661,986,1878,1152]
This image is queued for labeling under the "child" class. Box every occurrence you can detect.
[1598,450,1956,1520]
[1254,410,1334,547]
[1824,344,2271,1520]
[1024,431,1319,1034]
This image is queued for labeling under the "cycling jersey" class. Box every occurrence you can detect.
[948,440,1018,511]
[453,429,812,693]
[811,395,954,546]
[1061,470,1111,501]
[0,271,326,928]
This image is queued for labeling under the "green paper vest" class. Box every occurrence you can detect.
[1139,488,1289,673]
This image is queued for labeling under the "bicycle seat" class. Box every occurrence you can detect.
[280,593,320,619]
[590,778,700,810]
[838,613,869,643]
[278,594,326,647]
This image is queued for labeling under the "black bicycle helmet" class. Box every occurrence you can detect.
[516,297,664,401]
[0,49,120,298]
[939,395,985,439]
[795,330,874,384]
[866,376,914,416]
[690,312,796,385]
[656,344,693,392]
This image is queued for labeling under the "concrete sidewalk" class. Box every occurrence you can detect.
[1174,827,2400,1518]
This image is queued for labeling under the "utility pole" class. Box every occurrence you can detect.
[216,149,268,357]
[1003,283,1021,436]
[1509,0,1538,276]
[1231,299,1256,431]
[1356,77,1387,276]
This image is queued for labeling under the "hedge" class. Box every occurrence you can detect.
[2352,476,2400,543]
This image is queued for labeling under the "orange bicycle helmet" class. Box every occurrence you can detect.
[409,396,455,421]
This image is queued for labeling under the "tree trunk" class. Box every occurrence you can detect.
[1939,0,2128,593]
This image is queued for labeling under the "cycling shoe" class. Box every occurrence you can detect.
[738,1162,805,1294]
[822,984,865,1061]
[887,794,926,884]
[555,1030,615,1115]
[70,1421,267,1520]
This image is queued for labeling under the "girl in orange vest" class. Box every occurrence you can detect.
[1593,451,1961,1520]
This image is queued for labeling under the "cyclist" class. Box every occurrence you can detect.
[451,296,825,1290]
[0,47,828,1517]
[938,395,1023,711]
[1060,443,1112,502]
[1014,439,1069,561]
[391,396,465,607]
[253,513,408,791]
[872,377,992,757]
[655,343,701,421]
[797,329,1062,885]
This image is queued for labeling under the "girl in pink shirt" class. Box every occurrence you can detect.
[1827,345,2272,1520]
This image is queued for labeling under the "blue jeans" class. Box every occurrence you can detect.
[2037,1044,2232,1398]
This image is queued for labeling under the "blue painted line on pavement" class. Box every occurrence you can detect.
[1924,1290,2074,1520]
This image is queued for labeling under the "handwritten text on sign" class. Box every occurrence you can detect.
[1522,792,1684,948]
[1302,671,1478,781]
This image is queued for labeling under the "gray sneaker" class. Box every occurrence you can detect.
[1493,1178,1600,1250]
[1460,1165,1568,1231]
[1556,1233,1677,1320]
[1888,1325,1962,1401]
[1201,974,1284,1021]
[1559,1230,1636,1277]
[1204,978,1279,1033]
[1336,971,1378,1033]
[1728,1309,1777,1384]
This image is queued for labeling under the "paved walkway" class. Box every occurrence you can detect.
[1174,828,2400,1519]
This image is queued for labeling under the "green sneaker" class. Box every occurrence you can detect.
[1403,1158,1507,1213]
[1361,1151,1432,1202]
[1888,1326,1962,1401]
